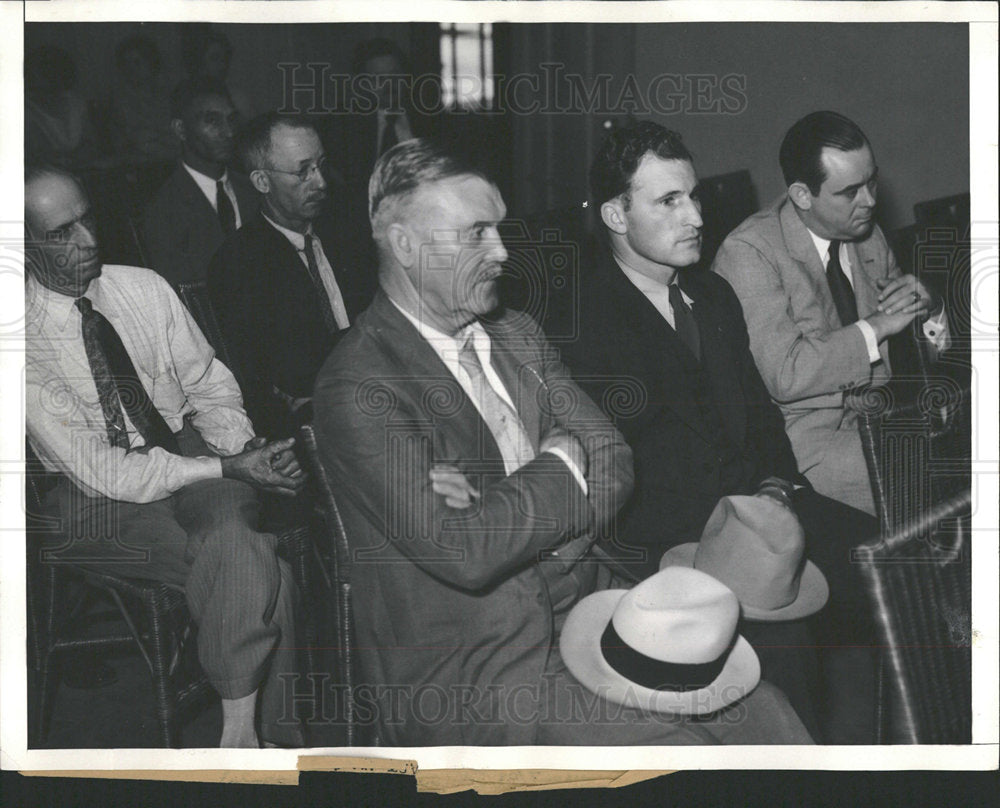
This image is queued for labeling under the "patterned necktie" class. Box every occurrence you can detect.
[457,335,535,473]
[380,113,399,157]
[302,234,340,335]
[216,180,236,234]
[76,297,179,454]
[668,282,701,362]
[825,240,859,325]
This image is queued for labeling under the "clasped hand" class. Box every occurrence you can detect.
[221,436,307,496]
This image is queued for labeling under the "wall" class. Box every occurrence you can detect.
[509,22,969,230]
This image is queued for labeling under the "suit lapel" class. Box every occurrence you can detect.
[682,271,747,447]
[175,167,220,227]
[593,251,718,445]
[845,238,890,364]
[778,198,844,330]
[366,293,507,467]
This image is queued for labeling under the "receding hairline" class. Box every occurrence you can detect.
[24,169,87,233]
[374,172,501,230]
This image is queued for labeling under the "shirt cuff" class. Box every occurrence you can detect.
[543,447,589,496]
[856,319,882,363]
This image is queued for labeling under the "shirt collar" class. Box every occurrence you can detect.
[614,256,693,305]
[806,228,833,264]
[182,161,229,194]
[26,271,93,330]
[388,295,490,361]
[262,211,314,251]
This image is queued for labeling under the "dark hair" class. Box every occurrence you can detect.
[589,120,693,208]
[181,24,233,76]
[235,111,317,173]
[170,76,233,120]
[779,111,869,194]
[114,34,161,74]
[368,137,484,226]
[25,46,78,94]
[352,37,409,75]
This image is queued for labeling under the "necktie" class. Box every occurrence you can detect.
[668,282,701,362]
[216,180,236,235]
[302,234,340,335]
[825,240,859,325]
[380,113,399,157]
[76,297,179,454]
[457,335,535,473]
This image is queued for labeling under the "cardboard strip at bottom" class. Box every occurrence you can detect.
[22,759,674,794]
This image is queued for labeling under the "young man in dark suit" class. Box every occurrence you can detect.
[142,77,257,287]
[208,113,375,438]
[540,121,880,743]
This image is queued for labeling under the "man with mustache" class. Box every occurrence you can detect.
[143,76,257,288]
[209,113,374,438]
[25,167,306,747]
[712,111,949,515]
[311,137,813,746]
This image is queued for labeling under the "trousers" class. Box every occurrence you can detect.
[41,429,302,745]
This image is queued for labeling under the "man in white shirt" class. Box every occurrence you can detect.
[142,77,257,287]
[311,137,814,746]
[713,110,950,515]
[26,167,306,747]
[208,113,374,438]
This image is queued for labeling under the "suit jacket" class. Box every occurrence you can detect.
[540,245,802,579]
[208,209,375,437]
[141,164,258,287]
[710,195,895,484]
[313,290,633,745]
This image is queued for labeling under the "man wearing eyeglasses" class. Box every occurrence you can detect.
[209,112,375,438]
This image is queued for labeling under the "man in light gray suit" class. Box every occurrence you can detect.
[712,111,949,514]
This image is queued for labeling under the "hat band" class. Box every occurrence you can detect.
[600,622,733,692]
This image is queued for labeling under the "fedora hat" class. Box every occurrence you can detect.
[660,495,828,621]
[559,566,760,716]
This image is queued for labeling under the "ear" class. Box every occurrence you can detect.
[250,169,270,195]
[787,182,813,212]
[386,222,415,269]
[170,118,185,143]
[601,199,628,235]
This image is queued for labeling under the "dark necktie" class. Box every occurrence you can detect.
[302,234,339,335]
[380,113,399,157]
[76,297,179,454]
[668,282,701,362]
[825,240,858,325]
[216,180,236,234]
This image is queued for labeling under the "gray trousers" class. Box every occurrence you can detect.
[41,429,302,745]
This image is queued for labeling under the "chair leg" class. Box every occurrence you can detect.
[294,549,318,678]
[147,595,180,748]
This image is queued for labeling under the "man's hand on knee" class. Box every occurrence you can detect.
[222,437,307,496]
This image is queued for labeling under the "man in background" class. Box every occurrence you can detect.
[143,76,257,287]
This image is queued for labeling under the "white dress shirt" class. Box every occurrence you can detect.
[262,213,351,330]
[182,162,242,229]
[616,258,695,329]
[807,230,950,363]
[26,266,254,503]
[389,297,587,493]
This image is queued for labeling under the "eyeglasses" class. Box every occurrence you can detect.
[263,156,329,184]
